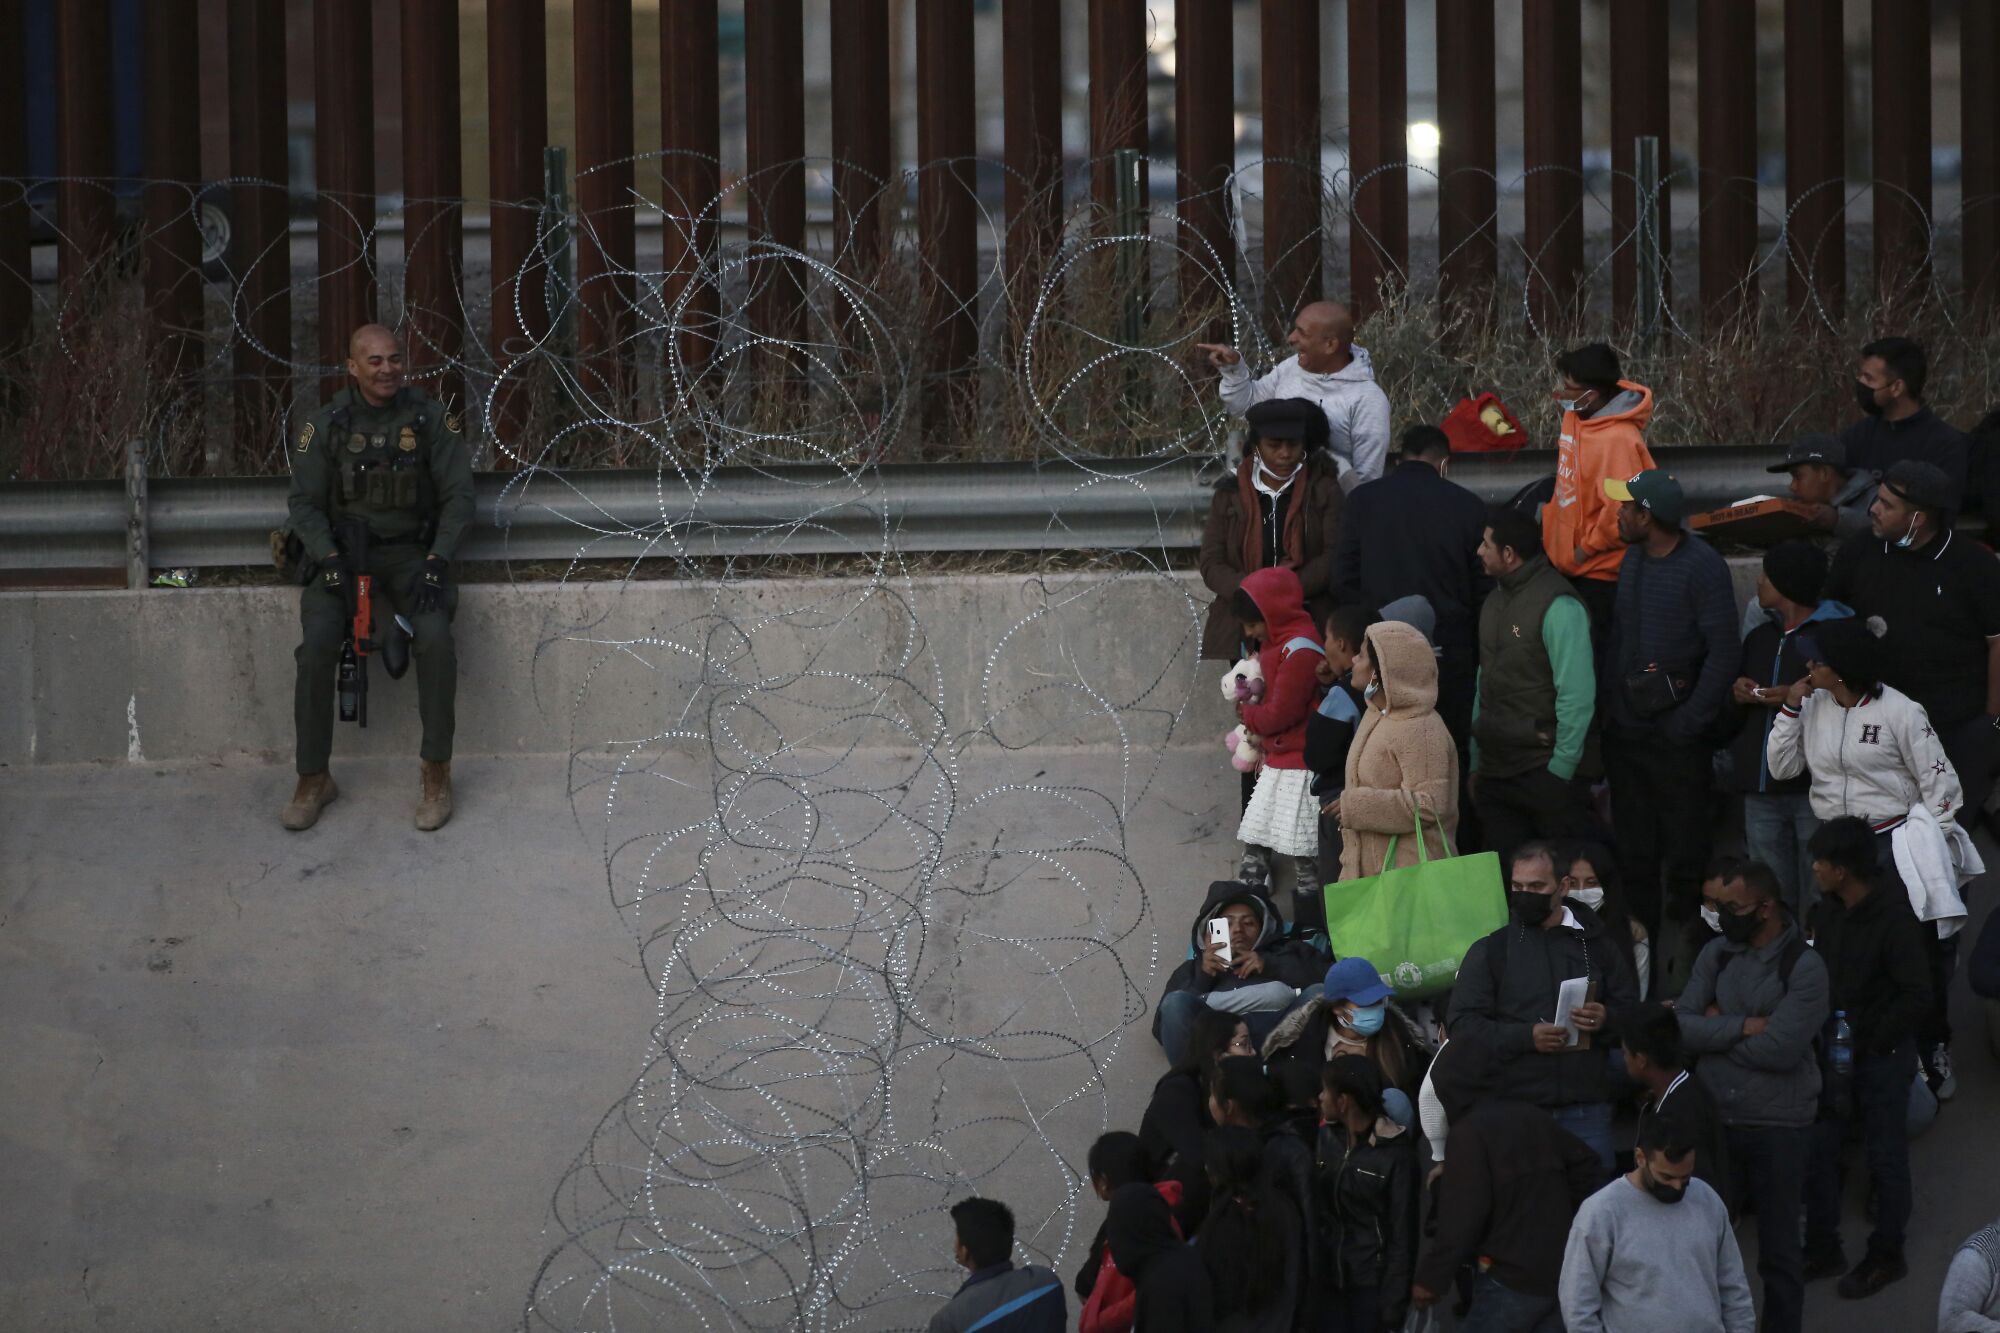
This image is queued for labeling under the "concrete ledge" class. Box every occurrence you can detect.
[1,570,1237,766]
[0,557,1767,768]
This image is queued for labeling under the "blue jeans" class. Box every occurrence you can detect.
[1727,1124,1808,1333]
[1805,1041,1918,1258]
[1743,791,1818,918]
[1551,1100,1616,1179]
[1459,1273,1563,1333]
[1153,988,1298,1065]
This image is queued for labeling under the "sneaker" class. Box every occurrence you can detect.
[1836,1251,1908,1300]
[1924,1043,1958,1101]
[1802,1248,1849,1282]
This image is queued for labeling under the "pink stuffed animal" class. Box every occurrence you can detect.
[1221,656,1265,704]
[1224,725,1263,773]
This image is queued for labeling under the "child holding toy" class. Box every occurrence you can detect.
[1233,567,1326,904]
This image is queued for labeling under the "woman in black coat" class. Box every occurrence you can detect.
[1313,1056,1421,1332]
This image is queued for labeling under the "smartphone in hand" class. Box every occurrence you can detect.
[1208,916,1233,964]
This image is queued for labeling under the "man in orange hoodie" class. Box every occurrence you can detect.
[1541,343,1657,649]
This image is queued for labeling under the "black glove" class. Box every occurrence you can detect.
[319,551,349,592]
[412,555,450,613]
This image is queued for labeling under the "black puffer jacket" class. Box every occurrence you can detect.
[1151,882,1327,1042]
[1314,1116,1420,1325]
[1445,901,1640,1108]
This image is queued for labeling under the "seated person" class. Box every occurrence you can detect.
[1262,956,1430,1128]
[1153,881,1324,1064]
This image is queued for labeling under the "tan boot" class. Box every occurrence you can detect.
[282,772,338,830]
[415,760,453,831]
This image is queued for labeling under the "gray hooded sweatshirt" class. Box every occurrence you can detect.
[1675,920,1829,1129]
[1219,347,1393,493]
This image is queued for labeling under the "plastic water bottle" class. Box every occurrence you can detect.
[1830,1010,1855,1080]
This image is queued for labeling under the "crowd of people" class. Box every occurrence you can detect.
[926,315,2000,1333]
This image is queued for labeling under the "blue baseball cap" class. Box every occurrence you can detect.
[1322,957,1392,1006]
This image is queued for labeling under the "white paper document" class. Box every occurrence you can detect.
[1554,976,1590,1047]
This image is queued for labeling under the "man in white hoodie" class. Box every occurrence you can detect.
[1199,301,1393,493]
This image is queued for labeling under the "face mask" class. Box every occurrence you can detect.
[1894,513,1922,550]
[1717,905,1762,945]
[1345,1003,1387,1037]
[1556,396,1582,414]
[1363,680,1380,702]
[1508,890,1553,927]
[1699,906,1722,933]
[1855,380,1884,416]
[1567,886,1604,910]
[1642,1165,1687,1205]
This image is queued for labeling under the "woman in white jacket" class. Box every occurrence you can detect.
[1768,615,1971,1100]
[1766,616,1962,832]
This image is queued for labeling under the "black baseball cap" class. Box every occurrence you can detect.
[1884,459,1958,513]
[1766,432,1847,474]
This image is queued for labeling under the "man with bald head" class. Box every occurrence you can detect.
[281,324,475,831]
[1198,300,1392,493]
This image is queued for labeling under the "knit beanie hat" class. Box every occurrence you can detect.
[1762,540,1827,607]
[1812,615,1886,687]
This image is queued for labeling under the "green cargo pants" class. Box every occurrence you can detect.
[294,544,458,773]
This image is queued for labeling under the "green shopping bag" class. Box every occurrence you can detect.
[1321,805,1505,998]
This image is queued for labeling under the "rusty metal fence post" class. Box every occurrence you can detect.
[1783,0,1845,324]
[1348,0,1407,317]
[1260,0,1321,334]
[1521,0,1582,331]
[1436,0,1496,308]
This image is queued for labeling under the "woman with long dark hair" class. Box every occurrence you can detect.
[1142,1008,1256,1232]
[1197,1124,1303,1333]
[1558,841,1652,1000]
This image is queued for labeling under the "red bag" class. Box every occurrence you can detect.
[1440,393,1526,453]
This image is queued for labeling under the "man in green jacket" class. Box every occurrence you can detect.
[1470,505,1600,860]
[283,324,474,832]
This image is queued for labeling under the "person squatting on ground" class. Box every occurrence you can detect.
[1447,841,1639,1176]
[1261,955,1430,1131]
[1675,860,1829,1333]
[1801,816,1933,1302]
[1599,468,1741,989]
[1198,302,1393,494]
[1332,619,1459,883]
[1152,882,1324,1066]
[926,1197,1066,1333]
[283,324,474,832]
[1470,504,1600,862]
[1557,1112,1756,1333]
[1231,566,1330,896]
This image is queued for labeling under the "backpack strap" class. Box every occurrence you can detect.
[1775,933,1807,989]
[1282,635,1326,659]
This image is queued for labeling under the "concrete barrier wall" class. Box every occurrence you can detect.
[2,570,1239,766]
[1,559,1765,767]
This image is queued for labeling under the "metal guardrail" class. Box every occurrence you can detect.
[0,446,1788,583]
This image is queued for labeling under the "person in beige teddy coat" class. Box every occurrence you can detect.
[1336,618,1461,880]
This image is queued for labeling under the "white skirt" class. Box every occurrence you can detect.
[1237,766,1320,857]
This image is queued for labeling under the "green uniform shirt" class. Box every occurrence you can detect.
[286,386,475,562]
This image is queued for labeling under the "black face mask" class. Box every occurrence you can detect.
[1856,380,1884,416]
[1716,905,1762,945]
[1508,890,1554,927]
[1642,1164,1688,1204]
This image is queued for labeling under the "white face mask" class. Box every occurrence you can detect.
[1700,906,1722,933]
[1894,513,1922,550]
[1568,886,1605,910]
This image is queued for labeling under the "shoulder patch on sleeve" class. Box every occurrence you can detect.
[296,422,315,453]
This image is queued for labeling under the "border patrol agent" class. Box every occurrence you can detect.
[282,324,474,832]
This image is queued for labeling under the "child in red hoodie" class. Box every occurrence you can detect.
[1233,566,1327,895]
